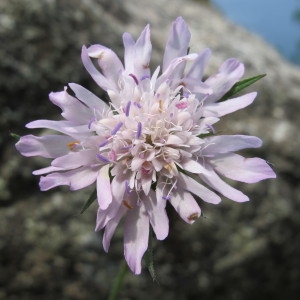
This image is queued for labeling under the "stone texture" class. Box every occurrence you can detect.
[1,0,300,299]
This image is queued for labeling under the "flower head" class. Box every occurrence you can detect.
[16,16,276,274]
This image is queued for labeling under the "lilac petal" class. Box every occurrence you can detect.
[49,88,92,123]
[142,190,169,240]
[15,134,74,158]
[102,206,126,252]
[211,153,276,183]
[169,188,201,224]
[68,83,109,111]
[95,174,126,231]
[186,48,212,80]
[133,24,152,79]
[26,120,92,139]
[179,158,209,175]
[203,92,257,117]
[178,172,222,204]
[39,167,98,191]
[124,203,149,275]
[205,58,245,103]
[199,168,249,202]
[97,164,112,210]
[122,32,135,73]
[87,44,124,89]
[51,149,97,169]
[202,135,262,155]
[81,46,116,91]
[163,16,191,72]
[33,166,63,175]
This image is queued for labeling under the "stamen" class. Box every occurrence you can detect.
[129,73,139,85]
[136,122,142,139]
[125,180,131,195]
[96,153,110,163]
[125,101,131,117]
[188,213,199,222]
[111,122,123,135]
[133,102,142,109]
[88,117,96,129]
[99,139,108,147]
[159,99,163,113]
[140,75,150,81]
[162,195,172,201]
[67,141,80,151]
[206,123,216,134]
[123,200,133,209]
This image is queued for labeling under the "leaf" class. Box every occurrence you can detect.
[80,189,97,214]
[219,74,266,102]
[145,230,159,284]
[10,132,21,141]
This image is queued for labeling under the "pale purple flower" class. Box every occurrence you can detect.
[16,17,276,274]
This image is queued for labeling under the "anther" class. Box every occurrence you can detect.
[129,73,139,85]
[111,122,123,135]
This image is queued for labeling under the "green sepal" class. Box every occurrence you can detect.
[10,132,21,141]
[219,74,266,102]
[80,189,97,214]
[145,230,159,283]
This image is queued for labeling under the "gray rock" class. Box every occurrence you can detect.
[1,0,300,299]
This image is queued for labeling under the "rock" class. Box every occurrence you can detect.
[1,0,300,299]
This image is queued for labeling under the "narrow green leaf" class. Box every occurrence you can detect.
[10,132,21,141]
[145,230,159,283]
[219,74,266,102]
[80,189,97,214]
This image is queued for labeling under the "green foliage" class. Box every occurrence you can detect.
[219,74,266,102]
[80,189,97,214]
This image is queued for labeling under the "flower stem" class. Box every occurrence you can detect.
[108,260,128,300]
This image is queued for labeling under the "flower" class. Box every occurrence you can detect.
[15,16,276,274]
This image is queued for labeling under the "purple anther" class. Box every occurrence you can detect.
[133,102,142,109]
[206,123,216,134]
[96,153,110,163]
[125,180,131,194]
[140,75,150,81]
[99,139,108,147]
[111,122,123,135]
[136,122,142,139]
[125,101,131,117]
[162,195,172,201]
[88,117,96,129]
[129,73,139,85]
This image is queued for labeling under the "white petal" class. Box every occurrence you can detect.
[124,204,149,275]
[97,164,112,210]
[211,153,276,183]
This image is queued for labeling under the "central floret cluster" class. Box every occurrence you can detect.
[16,16,276,274]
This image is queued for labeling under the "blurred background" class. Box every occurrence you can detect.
[1,0,300,299]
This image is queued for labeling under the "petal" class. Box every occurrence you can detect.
[211,153,276,183]
[133,24,152,79]
[97,164,112,210]
[163,16,191,71]
[51,149,97,169]
[122,32,135,73]
[169,188,201,224]
[39,167,98,191]
[143,190,169,240]
[179,158,209,175]
[102,206,126,252]
[95,174,126,231]
[124,203,149,274]
[33,166,63,175]
[81,45,116,91]
[15,134,74,158]
[49,88,92,123]
[205,58,245,103]
[203,92,257,117]
[68,83,109,111]
[202,135,262,155]
[178,172,222,204]
[87,44,124,90]
[26,120,92,139]
[199,168,249,202]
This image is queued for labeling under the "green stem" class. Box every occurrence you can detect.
[108,260,128,300]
